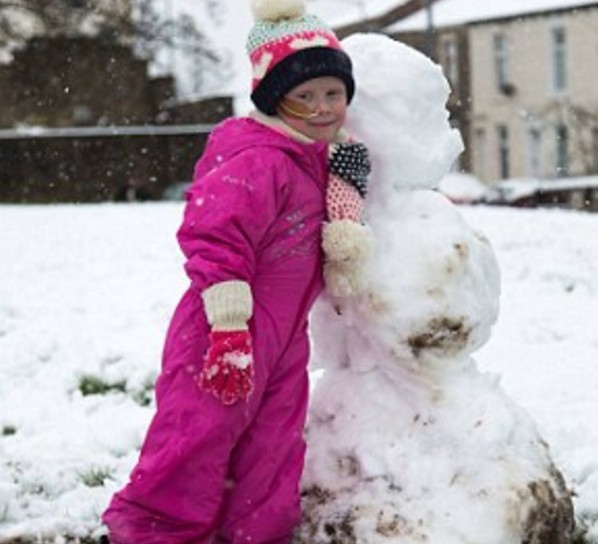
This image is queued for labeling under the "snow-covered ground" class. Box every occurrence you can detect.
[0,201,597,541]
[465,203,598,540]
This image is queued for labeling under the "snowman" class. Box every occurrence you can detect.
[294,34,574,544]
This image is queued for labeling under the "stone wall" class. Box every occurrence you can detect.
[0,130,210,203]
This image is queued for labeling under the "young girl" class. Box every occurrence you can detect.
[101,1,371,542]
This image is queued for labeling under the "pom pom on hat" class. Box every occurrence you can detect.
[251,0,306,22]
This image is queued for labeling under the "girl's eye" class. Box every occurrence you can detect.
[327,89,345,100]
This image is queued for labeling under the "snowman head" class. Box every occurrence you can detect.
[342,33,463,208]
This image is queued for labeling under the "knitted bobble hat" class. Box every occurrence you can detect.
[247,0,355,115]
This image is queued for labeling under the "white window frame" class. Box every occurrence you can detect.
[493,33,508,91]
[442,37,459,87]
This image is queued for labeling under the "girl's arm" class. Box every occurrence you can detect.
[176,150,284,404]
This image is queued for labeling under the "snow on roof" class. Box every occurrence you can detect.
[540,175,598,190]
[386,0,598,32]
[488,175,598,202]
[438,172,489,202]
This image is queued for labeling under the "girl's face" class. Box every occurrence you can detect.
[277,76,348,143]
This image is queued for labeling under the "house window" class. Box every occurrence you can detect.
[592,127,598,172]
[474,127,487,180]
[551,27,567,92]
[493,33,508,91]
[498,124,510,179]
[443,38,459,87]
[526,127,542,178]
[555,124,569,177]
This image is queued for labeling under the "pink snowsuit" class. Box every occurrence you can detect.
[102,117,329,543]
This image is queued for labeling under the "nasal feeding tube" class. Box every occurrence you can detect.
[278,97,320,119]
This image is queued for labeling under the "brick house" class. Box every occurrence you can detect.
[467,5,598,183]
[386,0,598,185]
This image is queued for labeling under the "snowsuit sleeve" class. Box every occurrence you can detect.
[177,149,285,291]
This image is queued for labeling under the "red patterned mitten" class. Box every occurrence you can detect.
[198,330,254,405]
[326,174,365,223]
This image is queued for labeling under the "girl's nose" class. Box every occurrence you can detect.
[314,98,332,114]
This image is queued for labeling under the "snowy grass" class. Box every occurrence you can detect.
[1,202,597,542]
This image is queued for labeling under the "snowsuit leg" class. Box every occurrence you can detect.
[215,332,310,543]
[102,353,249,543]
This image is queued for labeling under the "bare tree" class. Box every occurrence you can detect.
[0,0,130,43]
[0,0,230,93]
